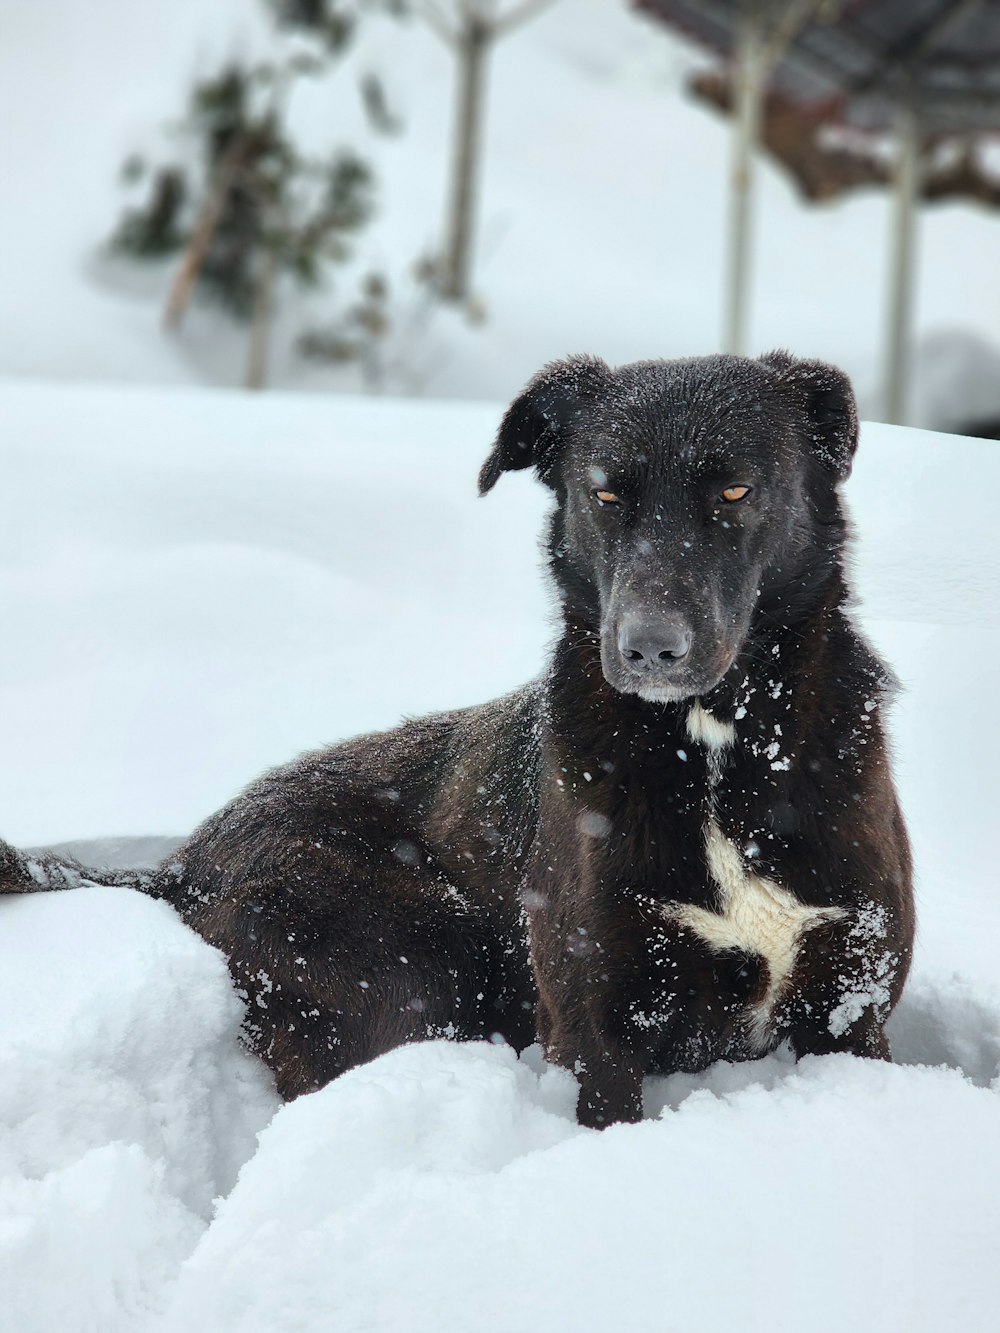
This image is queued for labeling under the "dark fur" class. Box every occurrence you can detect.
[0,352,914,1126]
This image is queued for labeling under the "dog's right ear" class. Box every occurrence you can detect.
[478,355,610,495]
[760,349,859,481]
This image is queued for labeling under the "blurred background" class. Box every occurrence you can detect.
[3,0,1000,430]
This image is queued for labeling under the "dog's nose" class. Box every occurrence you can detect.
[617,616,692,668]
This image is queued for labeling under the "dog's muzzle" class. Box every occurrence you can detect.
[610,612,697,700]
[600,608,739,703]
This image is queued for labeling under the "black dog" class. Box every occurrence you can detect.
[0,352,914,1127]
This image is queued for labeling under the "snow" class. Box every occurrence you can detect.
[1,380,999,1331]
[2,0,1000,421]
[158,1042,1000,1333]
[0,886,277,1332]
[0,380,547,847]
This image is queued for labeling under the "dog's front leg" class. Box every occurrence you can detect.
[568,1033,644,1129]
[527,852,646,1127]
[780,908,904,1063]
[536,985,644,1127]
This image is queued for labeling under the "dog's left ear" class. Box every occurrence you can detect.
[479,355,610,495]
[761,350,859,481]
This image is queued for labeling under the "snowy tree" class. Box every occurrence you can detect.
[110,0,402,389]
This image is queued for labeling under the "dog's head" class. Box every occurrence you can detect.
[479,352,857,703]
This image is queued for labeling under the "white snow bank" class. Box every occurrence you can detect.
[160,1018,1000,1333]
[1,381,999,1331]
[0,380,548,849]
[0,888,276,1214]
[3,886,998,1333]
[0,887,277,1332]
[2,1144,198,1333]
[161,1029,1000,1333]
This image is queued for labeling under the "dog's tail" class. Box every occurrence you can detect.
[0,838,152,895]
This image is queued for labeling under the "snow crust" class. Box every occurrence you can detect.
[2,382,999,1330]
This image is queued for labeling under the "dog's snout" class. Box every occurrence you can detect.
[617,616,692,669]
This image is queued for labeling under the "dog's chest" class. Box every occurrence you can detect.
[660,702,844,1042]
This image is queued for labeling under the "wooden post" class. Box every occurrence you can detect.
[883,95,922,425]
[722,11,767,355]
[720,0,821,355]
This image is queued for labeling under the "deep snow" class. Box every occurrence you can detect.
[1,381,999,1332]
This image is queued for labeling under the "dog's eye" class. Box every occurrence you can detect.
[721,485,751,503]
[593,490,621,507]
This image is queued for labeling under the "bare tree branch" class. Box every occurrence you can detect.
[415,0,459,46]
[494,0,558,40]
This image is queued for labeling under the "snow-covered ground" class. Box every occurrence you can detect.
[2,0,1000,423]
[2,381,999,1332]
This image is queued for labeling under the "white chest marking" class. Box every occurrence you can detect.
[686,702,736,750]
[667,820,846,1048]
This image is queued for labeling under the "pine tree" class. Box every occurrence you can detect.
[111,0,401,388]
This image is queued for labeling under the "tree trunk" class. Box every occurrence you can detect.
[439,16,490,303]
[163,138,248,329]
[245,249,277,391]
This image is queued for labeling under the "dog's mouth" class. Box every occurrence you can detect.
[599,633,738,705]
[630,678,703,704]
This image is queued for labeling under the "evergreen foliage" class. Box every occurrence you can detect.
[110,0,403,378]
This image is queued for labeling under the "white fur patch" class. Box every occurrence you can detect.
[636,682,689,704]
[667,820,846,1050]
[685,702,736,750]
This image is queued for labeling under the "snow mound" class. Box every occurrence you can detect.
[889,977,1000,1088]
[159,1032,1000,1333]
[2,1145,198,1333]
[4,887,998,1333]
[0,888,278,1333]
[0,888,277,1215]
